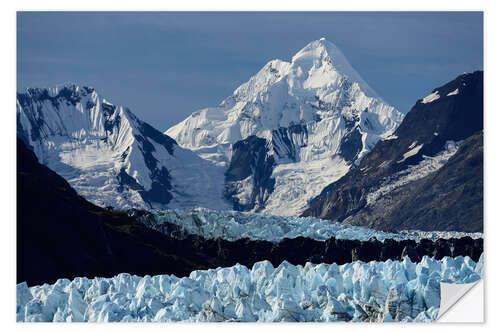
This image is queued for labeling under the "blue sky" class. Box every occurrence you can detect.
[17,12,483,131]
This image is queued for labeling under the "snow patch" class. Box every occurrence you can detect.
[383,134,398,141]
[263,157,350,216]
[447,88,459,96]
[397,144,423,163]
[421,91,440,104]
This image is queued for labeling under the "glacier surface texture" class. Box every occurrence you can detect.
[17,254,483,323]
[134,208,483,243]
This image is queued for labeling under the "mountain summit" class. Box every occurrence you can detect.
[291,38,380,98]
[166,39,403,215]
[167,38,399,152]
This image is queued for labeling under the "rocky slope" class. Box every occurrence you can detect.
[166,38,403,215]
[17,137,218,286]
[303,71,483,232]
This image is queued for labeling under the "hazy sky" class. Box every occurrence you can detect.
[17,12,483,131]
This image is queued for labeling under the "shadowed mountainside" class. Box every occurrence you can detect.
[303,71,483,233]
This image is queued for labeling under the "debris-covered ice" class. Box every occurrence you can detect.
[17,254,483,322]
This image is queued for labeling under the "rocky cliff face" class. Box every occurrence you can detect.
[224,136,276,211]
[303,71,483,233]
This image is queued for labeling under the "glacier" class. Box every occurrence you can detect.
[17,254,483,322]
[132,208,483,243]
[366,140,464,206]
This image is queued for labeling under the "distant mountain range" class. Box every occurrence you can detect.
[16,40,483,233]
[17,39,403,216]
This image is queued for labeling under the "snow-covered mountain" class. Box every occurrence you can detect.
[16,39,402,215]
[166,38,403,215]
[17,84,231,211]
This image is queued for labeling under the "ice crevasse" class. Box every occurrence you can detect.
[17,254,483,322]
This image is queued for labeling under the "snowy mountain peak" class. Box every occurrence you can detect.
[23,82,96,100]
[17,40,403,216]
[167,39,400,151]
[165,40,403,215]
[291,38,379,98]
[18,82,95,104]
[17,84,231,211]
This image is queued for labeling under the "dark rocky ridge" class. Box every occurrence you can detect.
[341,131,483,232]
[18,138,482,287]
[339,125,363,163]
[168,235,483,276]
[17,137,210,286]
[271,124,308,162]
[225,135,276,211]
[303,71,483,232]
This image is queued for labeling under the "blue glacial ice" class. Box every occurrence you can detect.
[17,254,483,322]
[135,208,483,243]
